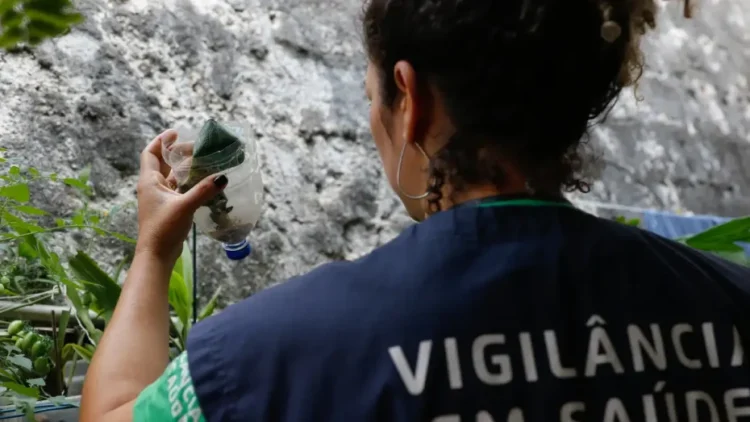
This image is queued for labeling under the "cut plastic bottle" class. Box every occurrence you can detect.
[162,119,264,260]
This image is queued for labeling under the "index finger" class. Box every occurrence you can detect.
[140,129,178,178]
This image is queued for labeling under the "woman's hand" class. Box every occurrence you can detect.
[134,129,227,263]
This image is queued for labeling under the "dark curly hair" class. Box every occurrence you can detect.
[362,0,659,212]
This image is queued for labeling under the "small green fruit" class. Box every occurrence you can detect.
[31,341,48,359]
[33,357,50,375]
[14,338,24,349]
[21,332,38,352]
[7,320,24,336]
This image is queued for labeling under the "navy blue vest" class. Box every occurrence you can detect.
[188,203,750,422]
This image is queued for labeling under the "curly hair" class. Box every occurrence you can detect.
[362,0,661,212]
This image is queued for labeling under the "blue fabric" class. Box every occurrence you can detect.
[643,210,750,257]
[188,204,750,422]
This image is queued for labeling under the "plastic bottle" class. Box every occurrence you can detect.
[162,119,264,260]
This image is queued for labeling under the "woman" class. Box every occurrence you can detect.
[81,0,750,421]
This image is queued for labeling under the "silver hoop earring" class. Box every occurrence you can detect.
[396,140,430,200]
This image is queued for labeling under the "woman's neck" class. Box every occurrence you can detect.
[440,180,561,210]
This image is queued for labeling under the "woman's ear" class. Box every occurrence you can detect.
[393,61,423,145]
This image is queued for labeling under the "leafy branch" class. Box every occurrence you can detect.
[0,0,83,51]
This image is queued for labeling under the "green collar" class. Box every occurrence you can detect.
[476,198,575,209]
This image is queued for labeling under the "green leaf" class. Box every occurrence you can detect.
[68,251,121,321]
[686,217,750,250]
[14,396,37,420]
[64,288,99,341]
[49,173,57,182]
[1,211,23,224]
[14,205,47,216]
[71,212,85,225]
[56,309,71,353]
[4,216,44,234]
[173,250,184,279]
[2,8,25,28]
[7,355,32,371]
[0,381,38,399]
[28,167,39,178]
[62,344,93,363]
[63,178,87,190]
[0,183,30,202]
[0,0,18,17]
[26,378,45,387]
[18,232,54,265]
[168,242,194,328]
[0,365,15,379]
[198,286,222,321]
[0,26,25,50]
[181,241,193,296]
[24,9,77,31]
[9,165,20,176]
[170,317,185,353]
[711,250,749,266]
[2,344,21,354]
[47,395,78,407]
[0,0,84,51]
[17,238,38,259]
[40,250,67,280]
[112,255,130,284]
[168,270,191,328]
[109,231,136,244]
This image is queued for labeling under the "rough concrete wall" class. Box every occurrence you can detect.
[0,0,748,304]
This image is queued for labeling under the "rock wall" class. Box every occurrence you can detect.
[0,0,748,305]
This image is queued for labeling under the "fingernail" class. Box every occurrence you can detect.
[214,175,228,188]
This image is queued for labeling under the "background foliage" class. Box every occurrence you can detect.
[0,0,83,51]
[0,148,219,418]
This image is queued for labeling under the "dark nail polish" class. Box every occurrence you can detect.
[214,175,228,188]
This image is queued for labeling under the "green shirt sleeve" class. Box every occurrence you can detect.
[133,351,207,422]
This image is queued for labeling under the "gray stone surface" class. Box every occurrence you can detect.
[0,0,748,305]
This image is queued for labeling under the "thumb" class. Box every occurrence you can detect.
[179,174,228,212]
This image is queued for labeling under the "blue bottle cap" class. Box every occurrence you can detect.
[223,239,251,261]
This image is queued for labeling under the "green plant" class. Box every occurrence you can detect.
[59,242,221,362]
[678,217,750,266]
[615,215,750,266]
[0,149,223,418]
[0,321,56,418]
[0,149,133,312]
[0,0,83,51]
[0,150,129,414]
[614,216,641,227]
[168,242,222,356]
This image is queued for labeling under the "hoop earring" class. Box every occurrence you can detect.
[396,140,430,200]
